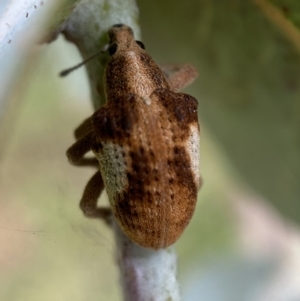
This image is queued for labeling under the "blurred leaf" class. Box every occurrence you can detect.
[139,0,300,223]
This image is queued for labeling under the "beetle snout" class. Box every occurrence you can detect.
[108,24,135,44]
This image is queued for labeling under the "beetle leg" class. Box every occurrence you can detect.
[74,116,93,140]
[76,158,99,167]
[160,64,198,92]
[70,118,99,168]
[66,132,93,164]
[80,170,112,225]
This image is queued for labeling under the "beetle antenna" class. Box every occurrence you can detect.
[59,49,105,77]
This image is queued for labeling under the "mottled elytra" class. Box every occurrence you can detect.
[66,24,201,249]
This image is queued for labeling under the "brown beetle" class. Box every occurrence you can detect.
[66,24,201,249]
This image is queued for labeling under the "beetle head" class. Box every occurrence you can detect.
[104,24,145,55]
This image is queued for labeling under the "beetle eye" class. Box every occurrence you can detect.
[108,43,118,56]
[136,40,145,50]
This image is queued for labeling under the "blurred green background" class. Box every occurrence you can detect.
[1,0,300,300]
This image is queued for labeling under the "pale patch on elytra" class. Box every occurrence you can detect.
[186,124,200,187]
[143,96,151,105]
[96,142,128,206]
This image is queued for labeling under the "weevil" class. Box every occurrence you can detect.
[66,24,201,249]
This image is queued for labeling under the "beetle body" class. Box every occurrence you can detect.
[67,24,201,249]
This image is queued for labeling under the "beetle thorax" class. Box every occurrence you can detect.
[105,49,169,101]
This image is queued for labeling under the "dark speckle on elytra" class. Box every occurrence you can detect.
[174,108,184,121]
[131,211,138,217]
[26,12,29,18]
[132,163,139,173]
[139,147,145,155]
